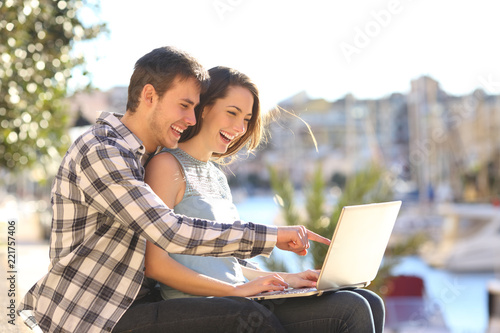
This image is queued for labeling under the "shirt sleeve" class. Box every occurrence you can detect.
[77,143,277,258]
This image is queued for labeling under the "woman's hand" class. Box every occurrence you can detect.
[281,269,320,289]
[232,269,320,297]
[232,274,289,297]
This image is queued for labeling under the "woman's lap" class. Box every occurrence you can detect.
[114,288,384,333]
[257,288,384,333]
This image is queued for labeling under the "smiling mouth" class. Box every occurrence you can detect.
[171,125,184,137]
[220,131,235,144]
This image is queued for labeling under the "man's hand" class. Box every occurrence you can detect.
[276,226,331,256]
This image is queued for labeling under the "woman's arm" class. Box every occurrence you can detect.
[144,152,287,297]
[145,242,288,297]
[144,152,186,209]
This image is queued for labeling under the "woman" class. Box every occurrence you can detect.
[144,66,385,332]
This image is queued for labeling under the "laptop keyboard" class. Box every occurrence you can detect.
[259,287,317,296]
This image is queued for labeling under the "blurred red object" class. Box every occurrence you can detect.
[384,275,425,297]
[383,275,448,330]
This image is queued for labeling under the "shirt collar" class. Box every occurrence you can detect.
[96,111,146,156]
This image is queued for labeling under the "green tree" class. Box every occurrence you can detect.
[269,163,395,269]
[268,166,300,226]
[0,0,106,180]
[304,164,330,267]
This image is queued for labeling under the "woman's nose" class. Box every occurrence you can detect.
[234,119,246,135]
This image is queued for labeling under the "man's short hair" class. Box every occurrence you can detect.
[126,46,210,112]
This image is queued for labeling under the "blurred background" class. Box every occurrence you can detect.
[1,1,500,332]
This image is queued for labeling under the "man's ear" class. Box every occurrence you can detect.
[141,84,156,106]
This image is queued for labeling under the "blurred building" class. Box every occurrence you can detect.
[228,76,500,204]
[65,77,500,204]
[408,76,500,203]
[68,86,128,123]
[236,88,410,196]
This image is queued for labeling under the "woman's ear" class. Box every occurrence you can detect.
[201,105,210,119]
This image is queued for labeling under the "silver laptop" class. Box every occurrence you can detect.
[248,201,402,301]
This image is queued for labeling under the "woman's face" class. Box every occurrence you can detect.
[200,85,254,155]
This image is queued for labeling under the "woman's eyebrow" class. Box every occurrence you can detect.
[227,105,252,117]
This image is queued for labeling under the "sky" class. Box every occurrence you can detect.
[77,0,500,111]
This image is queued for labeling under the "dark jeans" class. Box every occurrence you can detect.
[113,289,384,333]
[263,289,385,332]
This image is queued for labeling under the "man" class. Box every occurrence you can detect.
[18,46,329,332]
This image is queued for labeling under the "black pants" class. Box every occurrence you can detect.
[113,288,384,333]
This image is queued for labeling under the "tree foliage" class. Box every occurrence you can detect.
[269,163,395,269]
[0,0,105,179]
[268,166,301,226]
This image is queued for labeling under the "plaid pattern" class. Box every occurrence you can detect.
[18,112,277,332]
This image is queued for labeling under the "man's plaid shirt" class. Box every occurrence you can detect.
[18,112,277,332]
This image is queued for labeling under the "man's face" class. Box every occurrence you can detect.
[149,76,200,149]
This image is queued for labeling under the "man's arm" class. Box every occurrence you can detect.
[276,226,331,255]
[78,143,276,258]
